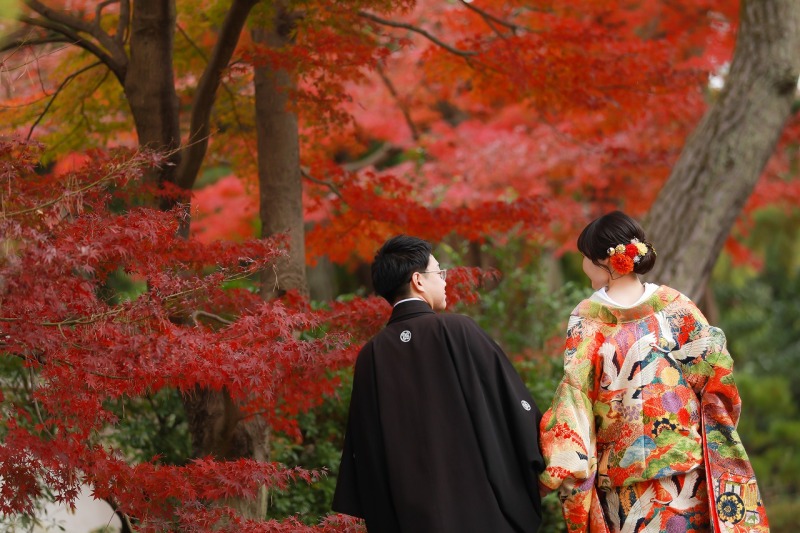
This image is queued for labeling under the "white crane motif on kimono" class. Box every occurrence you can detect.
[600,333,659,405]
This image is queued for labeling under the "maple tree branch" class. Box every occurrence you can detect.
[301,144,399,202]
[95,0,118,34]
[175,0,259,192]
[341,142,398,172]
[32,399,56,439]
[27,61,104,140]
[0,271,261,327]
[191,310,234,326]
[0,41,71,73]
[176,23,252,150]
[76,63,112,132]
[14,344,134,381]
[0,30,69,53]
[458,0,523,35]
[117,0,130,45]
[84,369,135,381]
[357,10,478,57]
[25,0,93,35]
[300,168,345,202]
[3,151,123,218]
[375,64,420,141]
[23,367,58,439]
[48,351,135,380]
[17,15,126,82]
[102,497,134,533]
[24,0,126,67]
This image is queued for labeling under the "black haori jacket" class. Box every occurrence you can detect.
[332,300,544,533]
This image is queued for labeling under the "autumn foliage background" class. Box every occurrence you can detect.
[2,0,800,531]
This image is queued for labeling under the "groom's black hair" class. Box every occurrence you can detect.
[372,235,432,304]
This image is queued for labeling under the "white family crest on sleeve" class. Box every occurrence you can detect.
[521,400,531,411]
[400,330,411,342]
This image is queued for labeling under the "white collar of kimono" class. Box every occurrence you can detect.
[595,282,660,309]
[394,297,426,307]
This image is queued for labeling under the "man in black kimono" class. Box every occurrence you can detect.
[332,235,544,533]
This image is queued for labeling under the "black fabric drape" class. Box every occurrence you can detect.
[333,300,543,533]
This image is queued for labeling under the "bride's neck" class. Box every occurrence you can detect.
[605,275,644,306]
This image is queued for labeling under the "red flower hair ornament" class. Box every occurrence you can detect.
[606,238,650,275]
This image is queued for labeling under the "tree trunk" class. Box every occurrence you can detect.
[123,0,182,195]
[14,0,274,521]
[125,3,270,519]
[644,0,800,301]
[183,387,269,519]
[179,7,310,521]
[253,7,308,298]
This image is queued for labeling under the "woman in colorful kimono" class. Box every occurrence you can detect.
[539,211,769,533]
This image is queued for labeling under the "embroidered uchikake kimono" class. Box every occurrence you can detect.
[540,285,769,533]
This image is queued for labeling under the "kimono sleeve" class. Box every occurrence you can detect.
[682,305,770,532]
[444,315,545,529]
[331,343,398,527]
[539,316,607,533]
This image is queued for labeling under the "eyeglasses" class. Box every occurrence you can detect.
[419,269,447,281]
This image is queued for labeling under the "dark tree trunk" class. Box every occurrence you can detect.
[14,0,274,521]
[183,387,269,518]
[253,6,307,298]
[125,1,269,519]
[123,0,181,194]
[644,0,800,301]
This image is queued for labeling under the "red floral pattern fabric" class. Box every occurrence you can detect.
[539,286,769,532]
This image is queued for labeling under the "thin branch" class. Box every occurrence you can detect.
[357,10,478,57]
[300,168,345,201]
[109,501,134,533]
[18,15,125,82]
[175,0,260,191]
[1,36,70,54]
[176,24,255,162]
[25,0,94,35]
[466,8,506,40]
[0,41,71,71]
[191,310,234,326]
[27,61,104,140]
[375,64,419,141]
[458,0,525,35]
[44,350,135,380]
[95,0,119,34]
[76,65,111,133]
[304,143,409,197]
[33,47,49,94]
[0,28,71,53]
[37,118,82,153]
[0,271,261,327]
[0,30,27,58]
[24,0,125,66]
[2,150,127,218]
[28,367,57,439]
[117,0,130,45]
[341,142,397,172]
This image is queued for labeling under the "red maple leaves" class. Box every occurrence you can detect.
[0,139,493,528]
